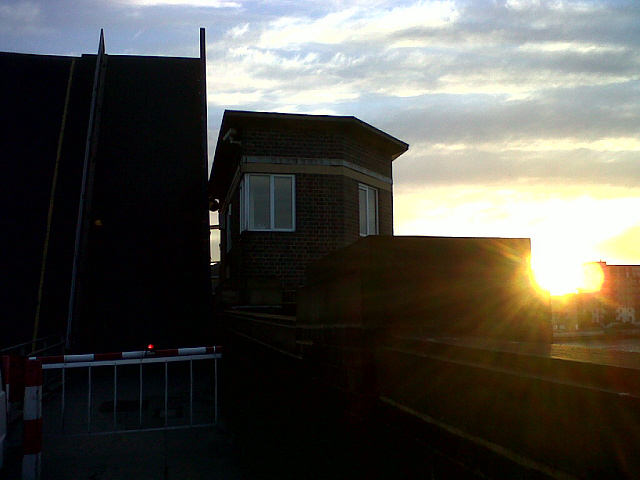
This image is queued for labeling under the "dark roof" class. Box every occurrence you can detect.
[209,109,409,200]
[220,109,408,158]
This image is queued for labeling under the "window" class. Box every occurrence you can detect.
[242,174,295,231]
[359,184,378,236]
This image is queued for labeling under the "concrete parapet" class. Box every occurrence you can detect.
[378,336,640,478]
[298,235,552,343]
[220,310,298,357]
[219,307,640,477]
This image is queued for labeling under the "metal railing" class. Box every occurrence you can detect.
[1,334,65,357]
[34,347,221,436]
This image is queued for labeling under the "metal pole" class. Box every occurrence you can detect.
[66,30,107,350]
[214,358,218,424]
[61,368,66,433]
[33,58,76,353]
[189,360,193,426]
[139,363,143,429]
[199,27,212,303]
[87,366,92,433]
[113,365,117,430]
[164,361,168,428]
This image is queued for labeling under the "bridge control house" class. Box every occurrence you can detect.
[209,110,408,307]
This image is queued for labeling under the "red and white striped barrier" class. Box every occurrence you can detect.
[22,359,42,480]
[13,345,222,479]
[29,346,222,364]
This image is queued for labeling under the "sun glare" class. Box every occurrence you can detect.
[580,262,605,293]
[530,255,604,296]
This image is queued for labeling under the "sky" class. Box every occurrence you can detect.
[2,0,639,268]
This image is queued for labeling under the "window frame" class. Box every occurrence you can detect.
[359,183,379,237]
[241,173,296,232]
[225,204,232,253]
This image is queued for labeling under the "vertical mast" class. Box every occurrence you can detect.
[66,30,107,351]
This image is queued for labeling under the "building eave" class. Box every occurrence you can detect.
[209,109,409,202]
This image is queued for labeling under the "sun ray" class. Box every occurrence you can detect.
[530,249,604,296]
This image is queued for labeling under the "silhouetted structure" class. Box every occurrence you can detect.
[298,235,552,342]
[1,31,210,352]
[209,110,408,307]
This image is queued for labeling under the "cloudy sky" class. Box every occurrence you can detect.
[3,0,639,268]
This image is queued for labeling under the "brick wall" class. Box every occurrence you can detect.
[218,126,396,302]
[242,128,392,178]
[341,176,392,238]
[234,173,393,297]
[239,173,350,294]
[243,129,343,161]
[379,187,393,235]
[342,134,392,178]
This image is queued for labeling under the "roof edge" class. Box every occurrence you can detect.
[222,109,409,155]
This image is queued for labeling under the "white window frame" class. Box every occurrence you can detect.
[225,204,232,253]
[241,174,296,232]
[359,183,379,237]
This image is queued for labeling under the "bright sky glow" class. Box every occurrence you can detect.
[530,258,605,296]
[2,0,638,266]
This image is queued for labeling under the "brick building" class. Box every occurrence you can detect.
[581,262,640,326]
[208,110,408,306]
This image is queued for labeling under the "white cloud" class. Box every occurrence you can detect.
[0,1,41,33]
[505,0,601,14]
[207,91,264,106]
[121,0,240,7]
[414,137,640,154]
[0,1,38,19]
[518,41,627,54]
[226,22,249,38]
[505,0,541,10]
[200,0,639,111]
[434,70,636,99]
[257,1,460,49]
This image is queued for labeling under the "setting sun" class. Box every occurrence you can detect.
[530,255,604,296]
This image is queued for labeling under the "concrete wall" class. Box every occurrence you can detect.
[220,308,640,479]
[377,337,640,479]
[299,235,552,342]
[220,235,620,477]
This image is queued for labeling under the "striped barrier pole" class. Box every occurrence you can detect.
[22,359,42,480]
[29,345,222,364]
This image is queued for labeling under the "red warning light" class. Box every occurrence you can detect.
[147,343,154,350]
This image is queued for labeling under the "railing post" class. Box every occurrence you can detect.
[22,359,43,480]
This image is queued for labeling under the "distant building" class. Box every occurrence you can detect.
[1,31,211,352]
[579,262,640,327]
[208,110,408,307]
[607,264,640,323]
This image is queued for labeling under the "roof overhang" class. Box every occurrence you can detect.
[209,110,409,202]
